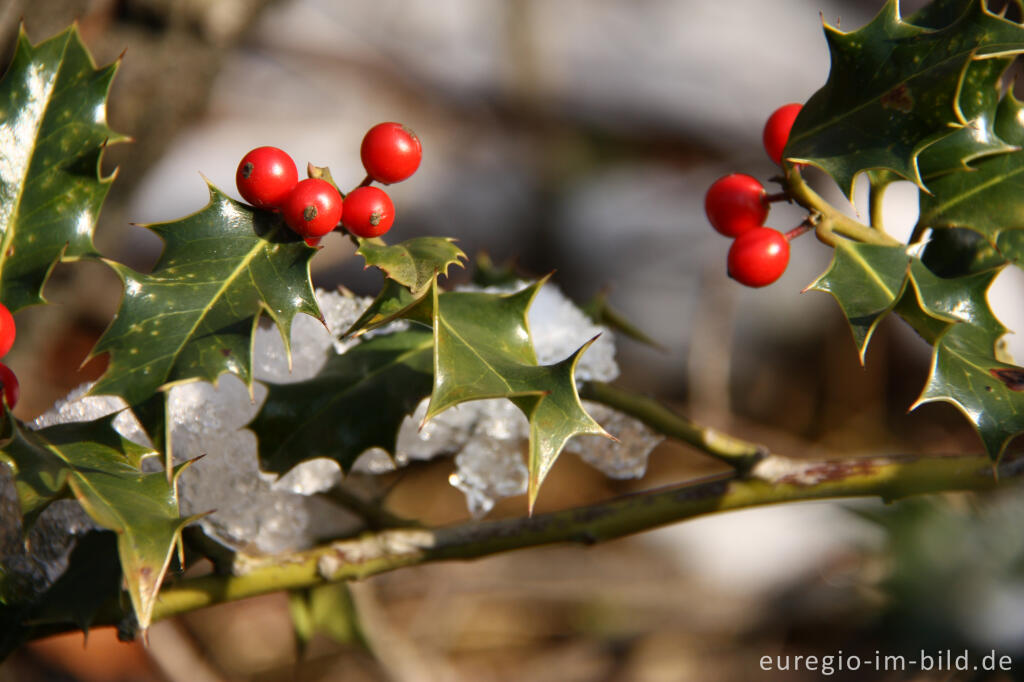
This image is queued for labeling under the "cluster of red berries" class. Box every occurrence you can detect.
[0,304,17,408]
[705,103,802,287]
[235,122,422,244]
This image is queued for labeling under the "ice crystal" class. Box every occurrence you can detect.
[449,436,528,518]
[567,402,663,479]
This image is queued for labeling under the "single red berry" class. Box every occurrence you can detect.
[282,179,343,239]
[236,146,299,209]
[0,303,15,358]
[727,227,790,287]
[360,122,422,184]
[341,186,395,238]
[763,103,802,166]
[705,174,768,238]
[0,362,19,409]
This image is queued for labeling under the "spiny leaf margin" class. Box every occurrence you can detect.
[784,0,1024,197]
[0,24,128,311]
[89,183,322,412]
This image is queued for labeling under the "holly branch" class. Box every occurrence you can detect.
[121,382,1016,629]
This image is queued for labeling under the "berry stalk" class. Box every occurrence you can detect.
[782,164,900,248]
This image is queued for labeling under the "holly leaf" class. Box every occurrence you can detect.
[919,91,1024,243]
[0,26,127,311]
[251,327,434,475]
[810,234,1024,460]
[357,236,465,297]
[908,0,1017,178]
[914,321,1024,460]
[343,279,430,337]
[89,185,321,410]
[424,279,609,511]
[921,227,1006,277]
[0,413,195,631]
[916,58,1015,180]
[785,0,1024,196]
[807,241,910,362]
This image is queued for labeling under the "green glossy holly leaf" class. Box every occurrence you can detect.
[785,0,1024,196]
[343,279,430,338]
[424,280,609,511]
[916,58,1015,180]
[251,327,434,475]
[808,242,911,361]
[810,232,1024,460]
[0,26,127,312]
[998,229,1024,264]
[908,0,1017,178]
[906,258,1001,334]
[919,91,1024,244]
[894,257,1020,460]
[357,236,465,296]
[906,0,972,28]
[0,413,196,631]
[914,321,1024,459]
[89,185,321,410]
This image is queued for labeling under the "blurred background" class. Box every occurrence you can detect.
[2,0,1024,680]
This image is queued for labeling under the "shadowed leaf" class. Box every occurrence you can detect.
[251,327,434,475]
[0,414,194,631]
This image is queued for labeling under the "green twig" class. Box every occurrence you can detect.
[784,165,900,247]
[868,180,887,233]
[132,450,1021,626]
[579,381,766,472]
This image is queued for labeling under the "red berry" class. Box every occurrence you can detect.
[763,103,802,166]
[236,146,299,209]
[341,186,395,238]
[0,303,15,358]
[282,179,343,239]
[360,122,422,184]
[705,174,768,238]
[0,362,19,409]
[727,227,790,287]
